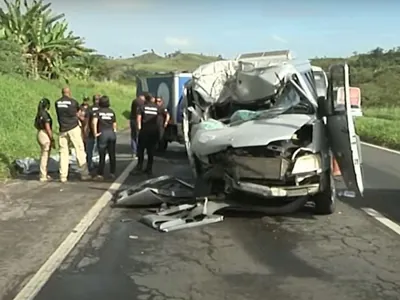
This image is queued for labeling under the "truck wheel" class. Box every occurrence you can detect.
[313,170,336,215]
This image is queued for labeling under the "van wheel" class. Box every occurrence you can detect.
[313,170,336,215]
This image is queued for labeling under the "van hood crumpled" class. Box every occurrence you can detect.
[190,114,314,157]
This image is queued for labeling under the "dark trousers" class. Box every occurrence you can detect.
[85,136,96,171]
[130,119,138,154]
[137,130,159,171]
[97,130,117,176]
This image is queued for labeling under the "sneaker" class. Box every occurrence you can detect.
[94,175,104,181]
[39,175,52,182]
[60,178,67,183]
[109,173,116,180]
[81,174,91,181]
[144,168,153,176]
[131,154,137,159]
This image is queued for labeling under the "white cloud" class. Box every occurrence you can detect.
[271,34,288,44]
[164,37,190,47]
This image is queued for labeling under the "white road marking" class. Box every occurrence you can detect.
[361,141,400,155]
[12,160,136,300]
[362,207,400,235]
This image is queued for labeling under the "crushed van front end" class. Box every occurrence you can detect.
[219,145,323,198]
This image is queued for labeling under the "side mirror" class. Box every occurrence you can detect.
[317,96,327,118]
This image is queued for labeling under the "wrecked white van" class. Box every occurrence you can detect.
[181,50,364,215]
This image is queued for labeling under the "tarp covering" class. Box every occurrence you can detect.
[14,148,109,175]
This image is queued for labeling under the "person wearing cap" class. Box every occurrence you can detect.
[131,93,164,175]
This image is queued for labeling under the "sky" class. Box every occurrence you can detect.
[42,0,400,59]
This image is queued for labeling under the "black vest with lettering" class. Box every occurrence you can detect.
[97,107,116,133]
[141,102,159,132]
[55,96,79,132]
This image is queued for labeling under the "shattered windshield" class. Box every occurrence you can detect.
[229,82,311,126]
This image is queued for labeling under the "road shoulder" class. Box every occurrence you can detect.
[0,132,133,300]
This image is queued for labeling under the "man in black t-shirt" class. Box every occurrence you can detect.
[130,94,144,158]
[155,97,170,141]
[55,87,90,182]
[85,94,100,171]
[131,93,164,175]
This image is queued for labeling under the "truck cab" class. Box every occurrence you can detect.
[136,72,192,151]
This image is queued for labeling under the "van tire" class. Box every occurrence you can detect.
[313,170,336,215]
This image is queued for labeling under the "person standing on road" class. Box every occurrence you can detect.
[85,94,100,171]
[79,100,90,145]
[34,98,55,182]
[92,95,117,180]
[131,93,164,176]
[155,97,170,150]
[130,94,145,158]
[55,87,90,182]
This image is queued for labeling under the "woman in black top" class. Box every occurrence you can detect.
[34,98,55,182]
[92,95,117,180]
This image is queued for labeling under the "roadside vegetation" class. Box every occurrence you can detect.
[0,0,136,177]
[312,48,400,149]
[0,0,398,177]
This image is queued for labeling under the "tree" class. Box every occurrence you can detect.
[74,54,101,80]
[0,39,25,74]
[0,0,93,79]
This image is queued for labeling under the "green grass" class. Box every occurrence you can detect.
[362,107,400,121]
[0,74,135,178]
[355,106,400,150]
[356,116,400,150]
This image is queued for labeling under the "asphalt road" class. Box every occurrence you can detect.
[3,135,400,300]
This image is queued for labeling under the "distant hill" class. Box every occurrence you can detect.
[102,52,221,82]
[114,52,220,71]
[99,48,400,107]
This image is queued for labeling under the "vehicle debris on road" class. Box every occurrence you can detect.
[112,175,228,232]
[111,175,321,232]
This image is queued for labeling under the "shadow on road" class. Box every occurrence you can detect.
[154,147,187,161]
[341,187,400,224]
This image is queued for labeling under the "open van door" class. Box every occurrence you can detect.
[326,63,364,196]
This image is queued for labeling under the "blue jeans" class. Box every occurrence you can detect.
[130,119,138,154]
[85,136,96,171]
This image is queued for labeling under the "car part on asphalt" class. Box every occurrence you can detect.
[112,175,194,207]
[139,198,229,232]
[112,175,322,231]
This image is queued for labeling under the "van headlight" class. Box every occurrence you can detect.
[291,154,321,175]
